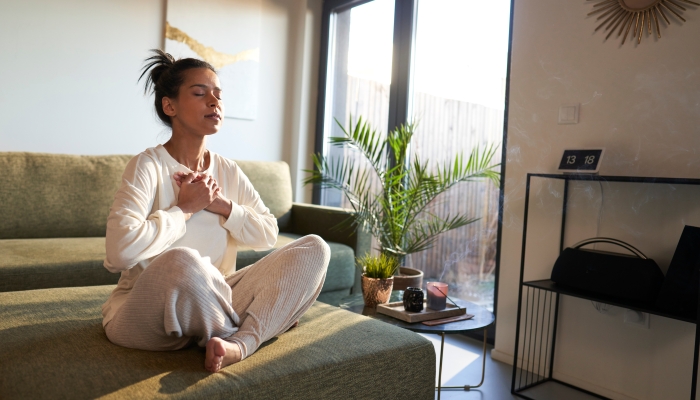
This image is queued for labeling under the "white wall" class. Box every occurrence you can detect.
[0,0,166,154]
[0,0,320,202]
[494,1,700,399]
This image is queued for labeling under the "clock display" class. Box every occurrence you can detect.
[558,149,603,173]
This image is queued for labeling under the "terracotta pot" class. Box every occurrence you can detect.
[361,275,394,307]
[392,267,424,291]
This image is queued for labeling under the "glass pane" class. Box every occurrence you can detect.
[320,0,394,208]
[407,0,511,311]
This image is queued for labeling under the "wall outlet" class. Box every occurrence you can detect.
[623,309,650,329]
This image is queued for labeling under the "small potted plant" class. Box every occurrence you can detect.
[358,253,400,307]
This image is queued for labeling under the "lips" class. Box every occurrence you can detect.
[205,112,221,121]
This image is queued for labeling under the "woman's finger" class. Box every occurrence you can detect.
[181,172,198,184]
[173,172,185,183]
[205,175,215,187]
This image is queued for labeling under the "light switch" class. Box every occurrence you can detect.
[558,103,579,124]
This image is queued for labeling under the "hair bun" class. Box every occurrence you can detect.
[139,49,176,95]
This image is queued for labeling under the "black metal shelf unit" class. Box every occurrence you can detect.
[511,173,700,400]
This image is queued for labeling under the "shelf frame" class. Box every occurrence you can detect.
[511,173,700,400]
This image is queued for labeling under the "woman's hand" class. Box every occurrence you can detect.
[174,172,233,219]
[174,172,220,216]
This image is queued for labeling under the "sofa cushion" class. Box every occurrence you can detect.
[0,234,356,299]
[316,288,354,306]
[237,233,356,294]
[0,154,292,238]
[235,160,293,231]
[0,152,131,239]
[0,286,435,399]
[0,237,118,292]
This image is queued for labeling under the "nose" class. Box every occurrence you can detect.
[208,93,221,108]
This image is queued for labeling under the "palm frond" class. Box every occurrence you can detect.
[303,117,501,261]
[437,143,501,189]
[402,214,481,255]
[329,116,387,181]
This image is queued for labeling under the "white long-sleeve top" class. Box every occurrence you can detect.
[101,144,278,327]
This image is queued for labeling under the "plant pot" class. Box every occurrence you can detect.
[361,274,394,307]
[392,267,424,291]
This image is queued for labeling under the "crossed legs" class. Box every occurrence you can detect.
[104,235,330,372]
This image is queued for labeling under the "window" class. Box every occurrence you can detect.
[316,0,395,207]
[315,0,511,315]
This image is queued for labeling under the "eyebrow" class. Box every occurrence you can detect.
[190,84,222,91]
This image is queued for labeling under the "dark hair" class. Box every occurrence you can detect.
[138,49,216,127]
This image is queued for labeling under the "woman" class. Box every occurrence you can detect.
[101,50,329,373]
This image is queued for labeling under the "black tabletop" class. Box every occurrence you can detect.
[339,291,495,334]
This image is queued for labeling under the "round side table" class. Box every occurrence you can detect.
[340,291,495,399]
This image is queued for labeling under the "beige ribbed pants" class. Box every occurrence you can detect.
[105,234,330,360]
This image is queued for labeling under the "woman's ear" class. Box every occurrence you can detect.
[162,97,176,117]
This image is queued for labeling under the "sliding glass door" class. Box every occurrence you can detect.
[407,0,511,311]
[315,0,511,313]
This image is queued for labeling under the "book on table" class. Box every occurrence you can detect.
[376,300,467,323]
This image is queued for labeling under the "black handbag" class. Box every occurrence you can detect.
[551,237,664,305]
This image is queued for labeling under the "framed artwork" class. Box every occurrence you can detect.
[165,0,261,120]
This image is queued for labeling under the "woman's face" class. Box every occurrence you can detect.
[163,68,225,137]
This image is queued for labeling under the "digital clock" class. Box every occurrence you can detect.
[557,149,604,174]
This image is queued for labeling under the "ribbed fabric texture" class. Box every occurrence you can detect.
[105,235,329,360]
[225,234,330,359]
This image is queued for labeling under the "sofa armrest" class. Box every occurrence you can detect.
[288,203,371,255]
[287,203,372,294]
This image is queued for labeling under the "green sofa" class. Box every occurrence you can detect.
[0,152,436,399]
[0,152,368,304]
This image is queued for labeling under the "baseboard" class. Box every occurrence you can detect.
[490,348,546,373]
[489,349,639,400]
[490,348,514,365]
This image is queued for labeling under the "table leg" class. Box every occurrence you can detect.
[437,328,488,391]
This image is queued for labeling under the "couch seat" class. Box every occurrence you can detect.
[0,285,435,399]
[0,237,115,292]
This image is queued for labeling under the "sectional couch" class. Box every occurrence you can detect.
[0,152,435,399]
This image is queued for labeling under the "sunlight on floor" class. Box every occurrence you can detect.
[417,334,521,400]
[420,333,480,383]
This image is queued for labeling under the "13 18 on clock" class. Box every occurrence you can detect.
[557,149,604,173]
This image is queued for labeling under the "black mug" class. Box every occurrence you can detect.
[403,287,424,312]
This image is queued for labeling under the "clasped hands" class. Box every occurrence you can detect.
[173,172,232,219]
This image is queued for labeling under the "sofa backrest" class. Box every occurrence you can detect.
[0,152,293,239]
[235,160,292,231]
[0,152,131,239]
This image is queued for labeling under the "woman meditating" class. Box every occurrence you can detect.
[101,49,329,373]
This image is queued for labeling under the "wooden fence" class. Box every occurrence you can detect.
[326,76,504,306]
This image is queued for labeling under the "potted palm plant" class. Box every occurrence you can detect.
[357,253,400,307]
[305,116,500,290]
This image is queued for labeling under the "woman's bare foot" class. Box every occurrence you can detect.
[287,320,299,331]
[204,337,242,373]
